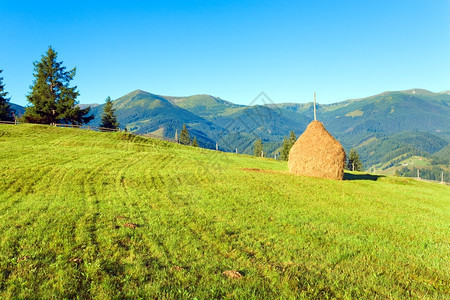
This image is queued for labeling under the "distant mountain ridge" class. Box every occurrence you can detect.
[9,103,25,117]
[9,88,450,170]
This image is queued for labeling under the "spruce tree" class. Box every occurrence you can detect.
[253,138,263,157]
[100,97,119,130]
[192,137,199,147]
[289,131,296,146]
[179,124,191,145]
[24,46,93,125]
[347,149,363,171]
[281,136,290,160]
[280,131,296,161]
[0,70,15,121]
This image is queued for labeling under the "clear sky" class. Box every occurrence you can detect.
[1,0,449,106]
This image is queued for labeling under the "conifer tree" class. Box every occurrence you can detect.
[100,96,119,130]
[179,124,191,145]
[0,70,15,121]
[192,137,199,147]
[289,130,296,146]
[281,136,290,160]
[280,131,296,161]
[347,149,363,171]
[24,46,93,124]
[253,138,263,157]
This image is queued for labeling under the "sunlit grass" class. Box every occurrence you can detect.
[0,124,449,298]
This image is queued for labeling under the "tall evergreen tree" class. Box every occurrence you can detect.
[0,70,15,121]
[100,97,119,130]
[253,138,263,157]
[179,124,191,145]
[347,149,363,171]
[24,46,93,125]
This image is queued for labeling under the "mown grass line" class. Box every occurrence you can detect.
[0,124,449,298]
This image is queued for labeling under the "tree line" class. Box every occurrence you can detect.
[396,166,447,182]
[0,46,119,130]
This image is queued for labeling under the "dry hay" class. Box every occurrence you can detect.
[241,168,264,172]
[170,266,184,272]
[241,168,285,174]
[17,256,30,262]
[288,121,346,180]
[222,270,243,279]
[69,258,83,264]
[123,223,138,228]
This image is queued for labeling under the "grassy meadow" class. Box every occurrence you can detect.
[0,124,449,298]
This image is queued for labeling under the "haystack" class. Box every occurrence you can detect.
[288,121,346,180]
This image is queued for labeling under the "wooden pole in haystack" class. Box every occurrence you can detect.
[314,92,317,121]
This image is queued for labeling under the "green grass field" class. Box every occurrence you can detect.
[0,124,449,299]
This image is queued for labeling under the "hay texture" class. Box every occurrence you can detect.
[288,121,346,180]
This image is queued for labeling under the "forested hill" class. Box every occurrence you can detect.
[9,89,450,170]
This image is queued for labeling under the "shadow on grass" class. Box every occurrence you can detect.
[344,172,385,181]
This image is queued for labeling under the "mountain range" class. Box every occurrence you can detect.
[10,89,450,170]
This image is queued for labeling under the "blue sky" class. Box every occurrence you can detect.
[1,0,449,106]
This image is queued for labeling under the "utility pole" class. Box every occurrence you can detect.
[442,172,444,183]
[314,92,317,121]
[417,169,420,179]
[175,129,178,143]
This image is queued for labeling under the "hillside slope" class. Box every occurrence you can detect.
[274,90,450,152]
[0,124,448,298]
[321,90,450,143]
